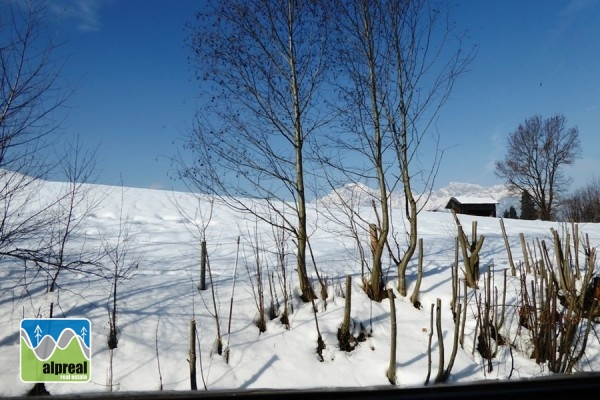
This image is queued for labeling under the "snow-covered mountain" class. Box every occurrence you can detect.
[426,182,518,214]
[318,181,519,215]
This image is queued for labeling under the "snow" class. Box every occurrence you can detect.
[1,179,600,396]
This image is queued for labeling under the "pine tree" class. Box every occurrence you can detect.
[508,206,518,219]
[520,190,537,220]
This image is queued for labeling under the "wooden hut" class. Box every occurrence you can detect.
[445,196,498,218]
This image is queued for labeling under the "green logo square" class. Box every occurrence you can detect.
[20,318,91,383]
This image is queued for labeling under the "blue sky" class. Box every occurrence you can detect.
[45,0,600,193]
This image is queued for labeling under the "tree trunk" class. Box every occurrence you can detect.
[342,275,352,334]
[290,16,314,303]
[338,275,354,351]
[189,319,197,390]
[410,238,424,308]
[434,298,445,383]
[199,240,207,290]
[366,5,389,302]
[386,289,397,385]
[398,188,418,297]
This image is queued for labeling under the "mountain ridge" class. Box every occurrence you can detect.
[317,181,519,215]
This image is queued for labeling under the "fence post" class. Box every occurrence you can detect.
[499,218,516,276]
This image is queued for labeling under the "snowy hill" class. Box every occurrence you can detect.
[4,178,599,396]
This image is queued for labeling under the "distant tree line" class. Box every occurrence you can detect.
[502,183,600,223]
[560,178,600,223]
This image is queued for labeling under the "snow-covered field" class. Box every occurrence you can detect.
[1,180,599,396]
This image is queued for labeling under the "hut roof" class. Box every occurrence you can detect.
[447,196,498,206]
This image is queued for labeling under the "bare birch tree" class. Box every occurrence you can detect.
[181,0,330,301]
[386,0,473,296]
[324,0,395,301]
[328,0,473,297]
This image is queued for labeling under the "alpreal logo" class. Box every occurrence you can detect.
[20,318,91,383]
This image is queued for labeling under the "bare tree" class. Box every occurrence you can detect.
[329,0,473,297]
[182,0,330,301]
[386,0,472,296]
[0,9,92,395]
[102,191,144,351]
[560,178,600,223]
[495,114,581,221]
[316,184,375,291]
[39,136,102,294]
[0,1,69,263]
[325,0,395,301]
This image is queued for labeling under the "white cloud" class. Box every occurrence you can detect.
[559,0,597,18]
[484,126,507,174]
[49,0,107,32]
